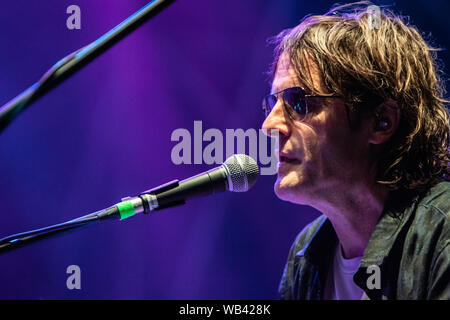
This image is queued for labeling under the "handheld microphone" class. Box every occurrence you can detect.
[116,154,259,220]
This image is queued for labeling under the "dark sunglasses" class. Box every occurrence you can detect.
[262,86,340,120]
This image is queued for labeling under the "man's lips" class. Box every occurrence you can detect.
[279,153,301,164]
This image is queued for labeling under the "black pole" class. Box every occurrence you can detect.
[0,206,119,255]
[0,0,175,133]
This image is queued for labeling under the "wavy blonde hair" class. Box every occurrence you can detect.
[269,1,450,192]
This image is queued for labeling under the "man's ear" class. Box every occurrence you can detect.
[368,99,400,145]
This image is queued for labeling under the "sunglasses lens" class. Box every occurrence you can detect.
[262,87,308,119]
[284,87,307,118]
[262,95,277,117]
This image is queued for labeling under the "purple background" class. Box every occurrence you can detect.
[0,0,448,299]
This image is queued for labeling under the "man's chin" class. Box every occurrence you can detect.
[274,179,301,203]
[274,174,314,205]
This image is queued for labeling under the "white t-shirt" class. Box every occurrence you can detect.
[324,243,365,300]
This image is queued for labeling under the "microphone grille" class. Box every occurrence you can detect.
[223,154,259,192]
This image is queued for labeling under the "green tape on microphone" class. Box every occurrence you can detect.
[117,200,135,220]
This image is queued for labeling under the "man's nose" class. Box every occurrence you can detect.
[262,100,290,137]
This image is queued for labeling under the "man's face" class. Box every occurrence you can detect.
[262,53,373,208]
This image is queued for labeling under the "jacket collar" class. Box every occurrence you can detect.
[295,191,421,267]
[293,190,423,299]
[295,216,337,265]
[359,191,420,267]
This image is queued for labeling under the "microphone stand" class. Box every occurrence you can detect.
[0,0,175,253]
[0,153,257,254]
[0,180,182,254]
[0,208,118,255]
[0,0,175,133]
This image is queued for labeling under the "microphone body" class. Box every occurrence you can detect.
[150,166,229,210]
[118,154,259,219]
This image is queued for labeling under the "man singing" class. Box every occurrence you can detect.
[262,2,450,299]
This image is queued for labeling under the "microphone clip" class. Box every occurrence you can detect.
[139,179,186,213]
